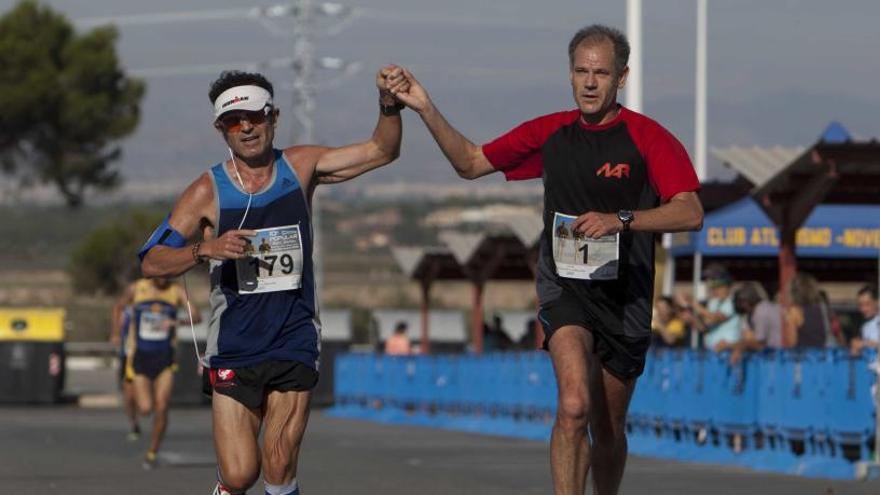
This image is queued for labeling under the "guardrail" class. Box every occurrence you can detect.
[329,349,878,480]
[64,341,117,356]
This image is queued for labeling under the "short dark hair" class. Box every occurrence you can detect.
[734,282,765,308]
[568,24,630,75]
[209,71,274,105]
[858,284,878,300]
[702,262,732,286]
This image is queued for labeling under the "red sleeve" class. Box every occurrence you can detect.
[481,110,579,181]
[625,111,701,201]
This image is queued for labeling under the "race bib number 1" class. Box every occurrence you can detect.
[551,212,619,280]
[235,224,304,294]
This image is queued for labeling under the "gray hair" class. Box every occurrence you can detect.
[568,24,630,75]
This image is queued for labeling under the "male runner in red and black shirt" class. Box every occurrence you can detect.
[387,24,703,495]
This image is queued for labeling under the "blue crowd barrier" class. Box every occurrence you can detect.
[328,348,878,479]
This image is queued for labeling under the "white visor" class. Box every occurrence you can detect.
[213,85,273,119]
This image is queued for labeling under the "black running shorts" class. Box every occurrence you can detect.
[538,289,651,379]
[203,360,319,409]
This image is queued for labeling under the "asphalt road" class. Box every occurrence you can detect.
[1,405,878,495]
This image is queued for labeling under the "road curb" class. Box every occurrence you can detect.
[77,393,121,408]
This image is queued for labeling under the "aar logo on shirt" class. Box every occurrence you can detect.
[596,162,630,179]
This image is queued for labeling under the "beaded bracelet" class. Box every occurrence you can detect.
[192,242,205,264]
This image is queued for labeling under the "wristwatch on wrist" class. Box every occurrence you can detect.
[617,209,634,232]
[379,91,405,116]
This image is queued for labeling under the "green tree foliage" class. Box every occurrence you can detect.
[68,210,164,295]
[0,1,144,207]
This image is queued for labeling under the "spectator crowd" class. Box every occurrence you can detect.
[652,263,879,358]
[375,263,880,359]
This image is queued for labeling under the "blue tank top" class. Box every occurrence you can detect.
[204,150,320,369]
[131,302,177,353]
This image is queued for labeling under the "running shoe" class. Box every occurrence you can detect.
[142,451,158,470]
[127,424,141,442]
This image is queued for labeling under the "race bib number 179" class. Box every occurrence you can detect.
[235,224,304,294]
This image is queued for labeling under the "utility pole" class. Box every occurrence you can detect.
[625,0,643,112]
[688,0,708,349]
[695,0,708,182]
[288,0,324,303]
[290,0,316,146]
[627,0,679,304]
[286,0,355,303]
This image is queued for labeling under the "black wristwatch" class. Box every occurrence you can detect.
[380,100,405,116]
[379,91,405,116]
[617,209,634,232]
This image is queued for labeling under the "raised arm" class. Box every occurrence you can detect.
[308,66,406,185]
[392,68,496,180]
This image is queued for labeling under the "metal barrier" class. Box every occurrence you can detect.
[329,349,878,479]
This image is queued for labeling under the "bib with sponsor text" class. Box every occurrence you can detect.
[235,224,304,294]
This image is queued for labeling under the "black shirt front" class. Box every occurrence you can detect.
[483,106,699,338]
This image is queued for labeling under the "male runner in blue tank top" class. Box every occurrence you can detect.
[388,26,704,495]
[138,66,408,495]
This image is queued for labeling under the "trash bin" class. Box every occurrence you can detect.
[0,308,66,404]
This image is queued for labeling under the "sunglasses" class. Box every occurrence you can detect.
[216,107,273,133]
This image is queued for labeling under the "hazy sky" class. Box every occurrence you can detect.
[4,0,879,191]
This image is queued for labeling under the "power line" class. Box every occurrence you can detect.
[75,2,352,28]
[76,4,561,31]
[75,5,295,28]
[128,56,359,79]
